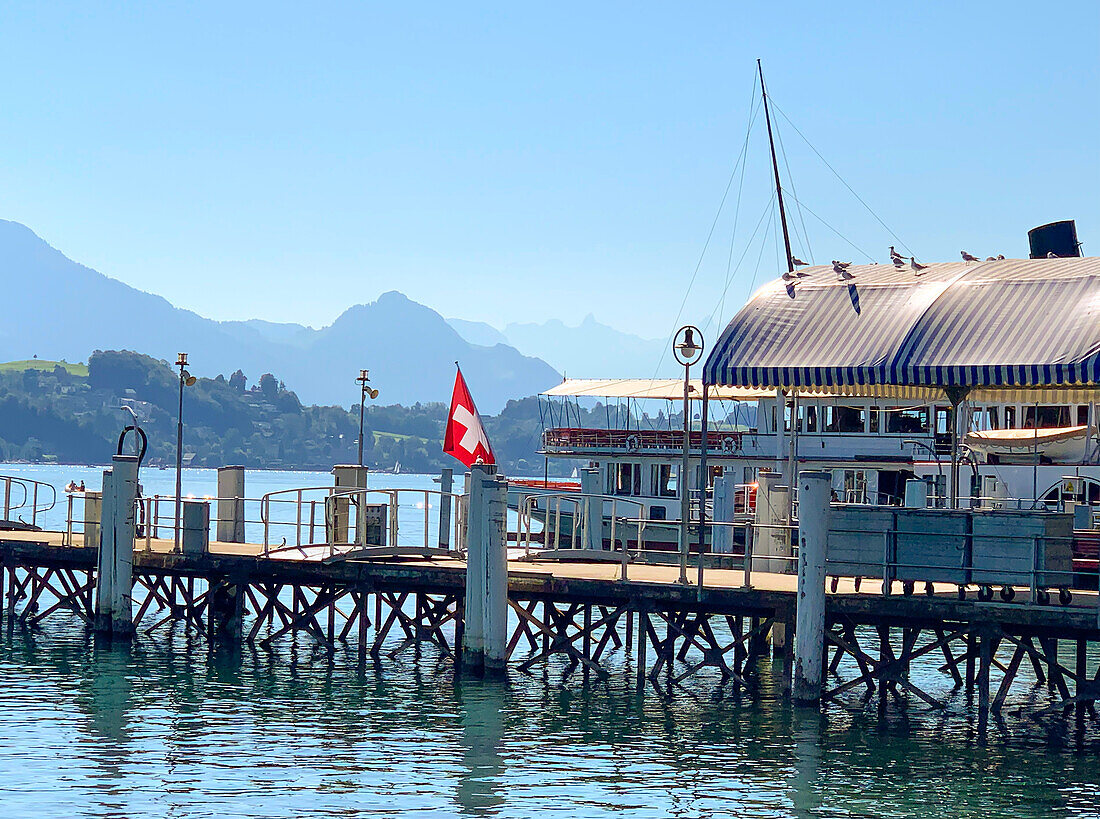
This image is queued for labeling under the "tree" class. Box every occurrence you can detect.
[259,373,279,398]
[229,370,247,392]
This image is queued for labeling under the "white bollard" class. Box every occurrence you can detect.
[483,474,509,673]
[711,476,734,554]
[793,470,831,703]
[216,466,246,543]
[462,463,494,669]
[580,467,601,550]
[95,454,139,635]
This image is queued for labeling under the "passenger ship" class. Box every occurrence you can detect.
[509,378,1100,564]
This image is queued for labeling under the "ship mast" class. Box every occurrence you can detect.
[758,59,795,274]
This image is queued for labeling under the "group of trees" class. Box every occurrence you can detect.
[0,351,573,476]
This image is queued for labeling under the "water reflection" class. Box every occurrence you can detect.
[1,621,1098,819]
[455,679,508,816]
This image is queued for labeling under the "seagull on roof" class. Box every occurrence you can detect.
[791,256,808,266]
[961,251,980,262]
[996,254,1005,260]
[1047,251,1060,258]
[892,258,905,268]
[889,245,903,262]
[910,257,928,274]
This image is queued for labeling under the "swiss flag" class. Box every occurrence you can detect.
[443,366,495,467]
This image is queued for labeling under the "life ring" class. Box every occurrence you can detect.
[625,434,640,452]
[721,435,740,453]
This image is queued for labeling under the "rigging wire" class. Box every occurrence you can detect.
[769,98,914,257]
[702,191,776,336]
[773,116,814,265]
[651,74,761,381]
[782,189,876,263]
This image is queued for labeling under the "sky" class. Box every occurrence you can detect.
[0,1,1097,345]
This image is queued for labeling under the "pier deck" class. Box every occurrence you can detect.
[3,529,1098,730]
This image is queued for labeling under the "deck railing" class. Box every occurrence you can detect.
[1,475,56,529]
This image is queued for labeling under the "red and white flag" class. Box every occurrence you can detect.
[443,366,495,467]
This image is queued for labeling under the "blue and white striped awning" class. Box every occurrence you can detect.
[704,257,1100,401]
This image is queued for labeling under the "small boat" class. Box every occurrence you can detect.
[965,426,1091,463]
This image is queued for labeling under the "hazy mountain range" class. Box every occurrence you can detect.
[0,219,671,411]
[447,315,671,380]
[0,220,555,412]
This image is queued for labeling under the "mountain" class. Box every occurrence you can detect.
[0,220,558,411]
[450,313,672,379]
[445,318,508,348]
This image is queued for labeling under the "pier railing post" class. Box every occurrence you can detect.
[332,464,370,546]
[94,454,139,635]
[216,466,246,543]
[793,470,830,704]
[483,473,509,673]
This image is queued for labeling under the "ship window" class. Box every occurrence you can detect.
[1005,406,1017,428]
[608,463,642,496]
[652,464,677,498]
[1024,405,1071,429]
[842,469,869,503]
[805,406,818,432]
[836,406,864,433]
[869,408,880,433]
[1078,405,1089,426]
[886,407,930,434]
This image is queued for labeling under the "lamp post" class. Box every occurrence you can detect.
[673,325,704,584]
[356,369,379,466]
[174,353,195,552]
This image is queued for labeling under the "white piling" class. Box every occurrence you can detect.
[580,467,601,550]
[94,454,139,635]
[216,466,246,543]
[462,463,494,669]
[438,467,453,549]
[331,464,369,545]
[753,470,790,573]
[711,476,734,554]
[793,470,831,704]
[483,473,509,673]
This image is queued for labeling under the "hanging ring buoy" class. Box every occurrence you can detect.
[721,436,736,453]
[625,434,640,452]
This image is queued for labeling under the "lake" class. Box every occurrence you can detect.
[0,463,1098,818]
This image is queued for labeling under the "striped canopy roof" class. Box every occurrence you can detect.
[703,257,1100,401]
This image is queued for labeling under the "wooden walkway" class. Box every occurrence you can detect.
[2,529,1099,729]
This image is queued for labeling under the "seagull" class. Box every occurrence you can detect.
[1047,251,1059,258]
[996,254,1005,260]
[985,256,997,261]
[892,257,905,268]
[910,257,928,273]
[791,256,808,266]
[961,251,980,262]
[782,271,797,281]
[832,260,851,269]
[889,245,903,262]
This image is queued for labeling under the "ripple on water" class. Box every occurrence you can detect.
[1,618,1098,819]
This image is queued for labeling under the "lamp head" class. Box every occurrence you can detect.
[176,352,188,368]
[677,328,699,358]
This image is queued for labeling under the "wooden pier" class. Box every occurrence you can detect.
[2,526,1098,733]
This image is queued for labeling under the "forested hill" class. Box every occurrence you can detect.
[0,352,582,475]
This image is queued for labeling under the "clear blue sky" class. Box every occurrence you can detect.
[0,1,1096,341]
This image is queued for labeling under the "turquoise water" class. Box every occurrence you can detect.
[2,465,1099,817]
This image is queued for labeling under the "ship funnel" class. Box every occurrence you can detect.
[1029,220,1081,259]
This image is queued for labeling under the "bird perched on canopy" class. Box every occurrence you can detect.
[910,257,928,274]
[961,251,980,262]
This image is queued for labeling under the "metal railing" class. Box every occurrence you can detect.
[1,475,56,529]
[515,491,649,581]
[258,485,466,559]
[61,486,467,561]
